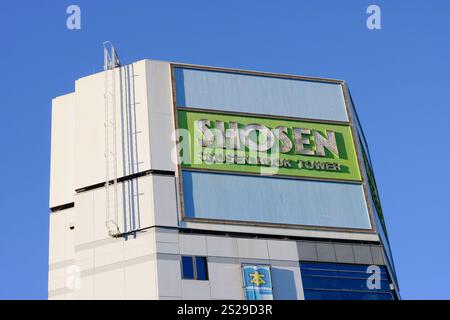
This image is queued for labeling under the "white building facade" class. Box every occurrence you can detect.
[48,60,399,300]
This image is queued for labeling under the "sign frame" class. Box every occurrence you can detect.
[170,63,377,233]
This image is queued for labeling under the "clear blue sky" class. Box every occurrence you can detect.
[0,0,449,300]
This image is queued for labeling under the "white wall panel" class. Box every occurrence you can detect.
[208,257,243,299]
[73,274,94,300]
[124,259,158,299]
[73,192,94,246]
[151,175,178,227]
[93,240,124,268]
[181,280,211,299]
[146,61,177,171]
[124,229,156,259]
[155,229,179,255]
[206,236,239,258]
[49,211,68,264]
[94,269,125,300]
[74,175,156,246]
[267,240,299,261]
[179,234,207,256]
[48,269,65,292]
[156,254,182,298]
[74,61,151,190]
[237,238,269,259]
[50,93,75,207]
[74,72,107,190]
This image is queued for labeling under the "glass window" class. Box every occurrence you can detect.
[196,257,208,280]
[181,256,194,279]
[300,262,395,300]
[181,256,208,280]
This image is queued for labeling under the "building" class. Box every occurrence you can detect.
[48,58,399,300]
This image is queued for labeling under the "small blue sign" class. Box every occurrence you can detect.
[242,265,273,300]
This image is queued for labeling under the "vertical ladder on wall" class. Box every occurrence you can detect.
[103,41,121,237]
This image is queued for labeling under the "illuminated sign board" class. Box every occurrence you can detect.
[177,109,361,182]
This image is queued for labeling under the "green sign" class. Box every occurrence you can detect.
[177,109,361,182]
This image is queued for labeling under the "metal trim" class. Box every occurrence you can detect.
[50,202,75,213]
[341,83,376,233]
[181,216,375,234]
[182,167,363,185]
[74,169,175,194]
[171,63,345,85]
[177,106,351,126]
[177,227,381,245]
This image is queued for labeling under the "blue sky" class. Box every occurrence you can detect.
[0,0,449,299]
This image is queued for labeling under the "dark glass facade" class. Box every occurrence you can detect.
[300,262,395,300]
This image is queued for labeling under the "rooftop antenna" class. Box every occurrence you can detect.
[103,41,121,237]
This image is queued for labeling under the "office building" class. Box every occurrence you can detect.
[48,58,399,300]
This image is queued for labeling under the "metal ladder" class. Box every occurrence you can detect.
[103,41,121,237]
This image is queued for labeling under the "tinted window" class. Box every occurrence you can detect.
[195,256,208,280]
[300,262,395,300]
[181,256,194,279]
[181,256,208,280]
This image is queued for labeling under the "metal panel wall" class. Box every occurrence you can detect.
[182,171,371,230]
[174,67,348,122]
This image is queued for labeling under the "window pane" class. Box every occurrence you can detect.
[303,289,324,300]
[181,256,194,279]
[341,291,394,300]
[301,268,339,277]
[195,256,208,280]
[304,289,394,301]
[300,262,394,300]
[336,271,389,280]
